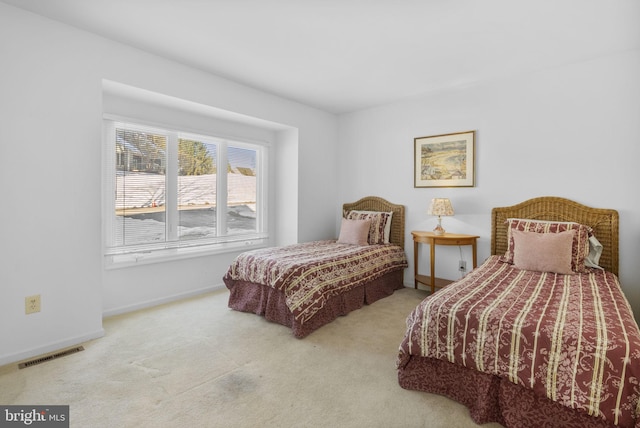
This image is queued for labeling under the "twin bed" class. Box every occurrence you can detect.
[398,196,640,428]
[224,195,640,428]
[223,196,408,338]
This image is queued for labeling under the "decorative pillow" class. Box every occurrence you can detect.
[512,229,575,274]
[337,218,371,246]
[345,210,393,244]
[504,218,591,273]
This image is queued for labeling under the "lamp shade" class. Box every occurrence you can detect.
[427,198,454,217]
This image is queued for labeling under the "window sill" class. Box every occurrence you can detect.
[104,239,268,269]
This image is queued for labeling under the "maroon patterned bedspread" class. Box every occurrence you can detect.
[224,240,408,325]
[397,255,640,427]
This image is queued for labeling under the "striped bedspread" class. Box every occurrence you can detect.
[224,240,408,324]
[397,255,640,427]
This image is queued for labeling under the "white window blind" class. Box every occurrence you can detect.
[103,120,267,263]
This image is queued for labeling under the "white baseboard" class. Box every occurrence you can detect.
[102,283,225,318]
[0,329,105,367]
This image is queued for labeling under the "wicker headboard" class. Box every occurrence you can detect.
[343,196,405,248]
[491,196,619,275]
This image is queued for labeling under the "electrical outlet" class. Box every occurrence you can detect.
[458,260,467,272]
[25,295,41,314]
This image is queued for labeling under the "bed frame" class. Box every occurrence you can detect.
[399,196,625,428]
[227,196,407,338]
[491,196,619,274]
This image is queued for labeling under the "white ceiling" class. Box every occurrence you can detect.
[3,0,639,113]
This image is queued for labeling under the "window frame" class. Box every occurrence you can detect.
[102,116,269,268]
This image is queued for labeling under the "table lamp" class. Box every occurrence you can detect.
[427,198,454,236]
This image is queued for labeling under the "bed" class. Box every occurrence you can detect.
[397,196,640,428]
[224,196,408,338]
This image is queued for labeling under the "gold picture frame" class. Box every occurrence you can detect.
[414,130,475,188]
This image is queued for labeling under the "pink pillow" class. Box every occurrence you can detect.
[512,229,575,274]
[337,218,371,246]
[504,219,591,273]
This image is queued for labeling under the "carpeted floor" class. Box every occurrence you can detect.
[0,287,502,428]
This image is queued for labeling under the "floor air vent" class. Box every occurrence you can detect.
[19,346,85,369]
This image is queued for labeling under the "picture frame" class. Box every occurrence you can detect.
[414,130,475,188]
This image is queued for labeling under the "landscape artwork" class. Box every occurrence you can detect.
[414,130,475,188]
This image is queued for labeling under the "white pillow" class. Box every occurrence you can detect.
[584,235,604,269]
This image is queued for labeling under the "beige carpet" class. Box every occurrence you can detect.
[0,287,503,428]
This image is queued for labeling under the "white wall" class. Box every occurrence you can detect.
[3,2,638,366]
[0,4,339,365]
[338,49,640,316]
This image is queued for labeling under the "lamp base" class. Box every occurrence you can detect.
[433,216,446,235]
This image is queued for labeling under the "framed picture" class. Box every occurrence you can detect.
[414,130,475,188]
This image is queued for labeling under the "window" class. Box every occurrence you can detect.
[103,120,268,265]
